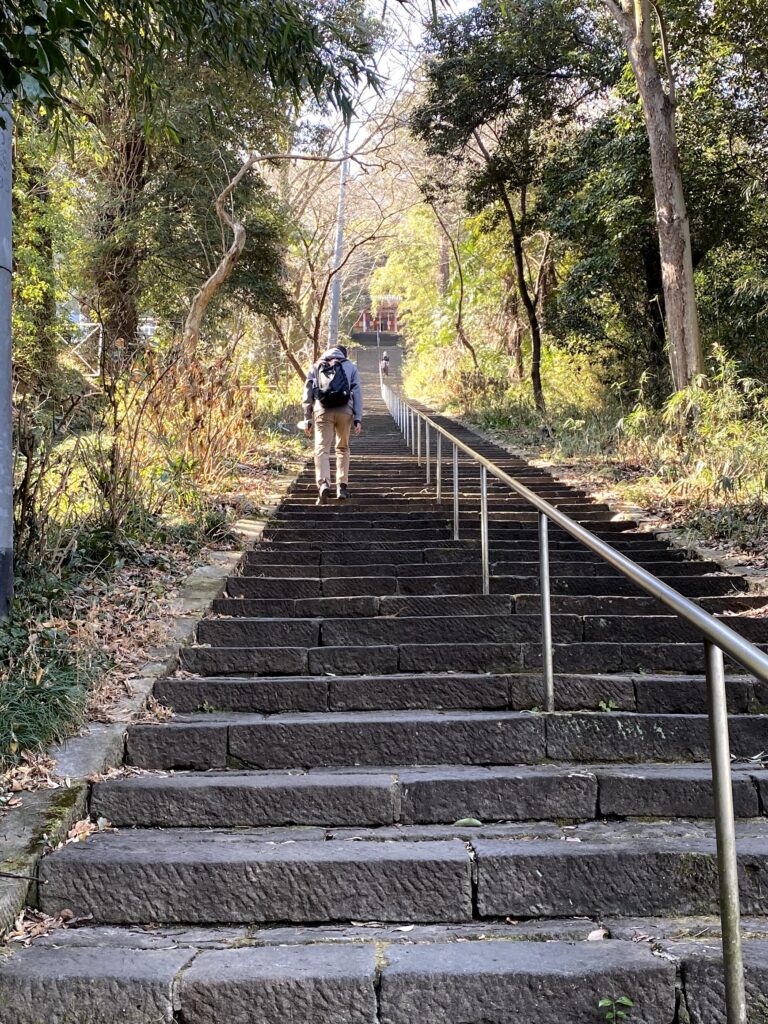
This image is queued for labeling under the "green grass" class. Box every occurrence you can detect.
[0,568,108,768]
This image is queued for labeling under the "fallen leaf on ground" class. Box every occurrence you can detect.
[7,908,92,946]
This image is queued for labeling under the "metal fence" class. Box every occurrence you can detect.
[382,382,768,1024]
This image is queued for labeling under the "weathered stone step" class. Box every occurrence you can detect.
[518,593,768,616]
[155,669,756,715]
[232,559,727,583]
[0,935,679,1024]
[472,822,768,918]
[37,820,768,923]
[212,592,763,620]
[179,635,763,676]
[127,710,546,769]
[264,514,639,533]
[198,613,768,649]
[125,709,768,770]
[90,762,762,828]
[265,506,612,529]
[211,593,512,619]
[39,831,474,924]
[196,613,583,648]
[157,670,518,713]
[243,542,688,565]
[376,939,674,1024]
[273,509,639,528]
[252,559,722,578]
[262,527,455,542]
[586,613,768,643]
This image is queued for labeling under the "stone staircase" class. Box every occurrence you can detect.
[4,354,768,1023]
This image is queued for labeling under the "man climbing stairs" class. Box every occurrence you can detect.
[3,348,768,1023]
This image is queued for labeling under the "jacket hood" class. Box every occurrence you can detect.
[321,347,347,362]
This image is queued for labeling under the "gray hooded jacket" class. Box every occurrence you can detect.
[302,347,363,422]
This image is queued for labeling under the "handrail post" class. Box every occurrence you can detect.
[539,512,555,712]
[452,444,460,540]
[480,466,489,595]
[705,640,747,1024]
[417,416,422,465]
[411,411,416,454]
[425,423,431,484]
[436,434,442,503]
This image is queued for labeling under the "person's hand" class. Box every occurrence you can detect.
[304,423,312,437]
[354,422,362,436]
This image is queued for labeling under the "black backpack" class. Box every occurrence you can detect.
[315,359,351,409]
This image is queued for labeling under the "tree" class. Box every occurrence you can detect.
[411,0,617,414]
[602,0,704,390]
[0,0,380,615]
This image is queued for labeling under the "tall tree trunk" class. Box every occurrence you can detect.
[0,97,13,618]
[502,274,524,381]
[497,188,546,415]
[437,231,450,295]
[606,0,704,391]
[429,203,479,371]
[93,123,148,376]
[641,236,671,390]
[473,133,546,414]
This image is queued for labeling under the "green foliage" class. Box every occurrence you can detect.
[598,995,634,1022]
[0,0,95,107]
[1,0,378,117]
[620,349,768,507]
[0,568,105,767]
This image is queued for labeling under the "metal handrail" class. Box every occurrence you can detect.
[382,381,765,1024]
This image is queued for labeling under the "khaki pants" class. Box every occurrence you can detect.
[314,408,353,486]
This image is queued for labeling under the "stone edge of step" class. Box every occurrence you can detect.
[0,932,712,1024]
[2,920,768,1024]
[0,464,306,940]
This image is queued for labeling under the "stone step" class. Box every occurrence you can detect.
[519,593,768,616]
[249,539,656,562]
[36,821,768,923]
[179,636,763,676]
[198,613,768,648]
[373,939,675,1024]
[0,934,679,1024]
[157,670,518,713]
[155,669,756,716]
[226,572,744,601]
[196,614,584,648]
[243,559,723,579]
[264,505,612,527]
[39,831,474,925]
[260,518,639,534]
[471,821,768,919]
[211,592,764,620]
[90,762,762,828]
[211,593,512,619]
[125,710,768,770]
[243,542,689,566]
[230,566,735,594]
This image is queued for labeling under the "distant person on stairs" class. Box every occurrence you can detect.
[380,351,390,376]
[302,344,363,504]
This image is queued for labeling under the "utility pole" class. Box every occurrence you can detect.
[327,122,351,349]
[0,98,12,619]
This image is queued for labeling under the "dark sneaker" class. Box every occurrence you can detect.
[317,482,330,505]
[337,484,350,501]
